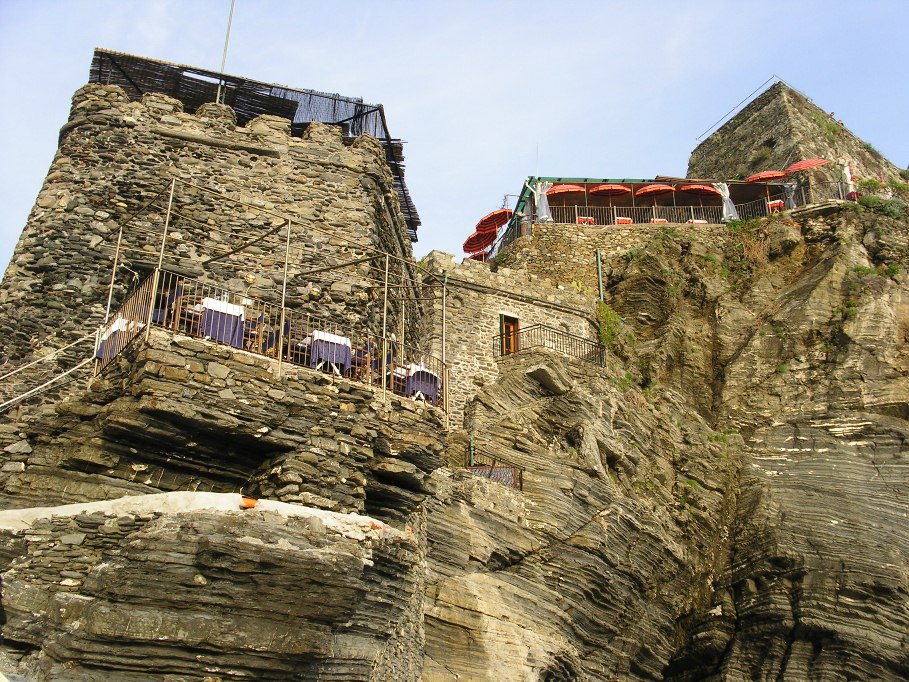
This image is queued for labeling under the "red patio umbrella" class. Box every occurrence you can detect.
[785,158,829,174]
[679,183,721,207]
[635,183,675,219]
[635,183,675,198]
[468,251,489,262]
[475,208,512,235]
[545,184,586,197]
[746,170,789,201]
[745,170,788,183]
[589,183,631,207]
[463,230,496,254]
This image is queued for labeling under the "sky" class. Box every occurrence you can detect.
[1,0,907,270]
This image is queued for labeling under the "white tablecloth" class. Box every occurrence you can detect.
[201,297,245,318]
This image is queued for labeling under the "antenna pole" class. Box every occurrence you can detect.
[215,0,236,104]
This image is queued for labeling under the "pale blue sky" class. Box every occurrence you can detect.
[1,0,906,269]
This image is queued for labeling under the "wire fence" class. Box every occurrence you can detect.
[97,269,449,410]
[492,324,605,366]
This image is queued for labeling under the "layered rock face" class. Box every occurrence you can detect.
[423,204,908,680]
[0,493,426,681]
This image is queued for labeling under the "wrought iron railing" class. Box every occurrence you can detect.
[465,451,524,490]
[98,269,448,411]
[492,324,605,366]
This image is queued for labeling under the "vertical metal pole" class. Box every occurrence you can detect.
[95,220,125,374]
[146,178,175,341]
[595,249,604,302]
[441,275,447,365]
[157,178,176,271]
[215,0,236,105]
[381,254,389,403]
[277,221,292,376]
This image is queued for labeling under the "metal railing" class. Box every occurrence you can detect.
[98,269,449,411]
[493,181,849,255]
[549,204,724,225]
[95,274,156,370]
[492,324,605,366]
[465,451,524,490]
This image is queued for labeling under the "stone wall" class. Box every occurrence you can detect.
[0,83,418,406]
[421,251,595,429]
[688,81,901,185]
[498,219,724,292]
[0,492,426,680]
[0,328,444,524]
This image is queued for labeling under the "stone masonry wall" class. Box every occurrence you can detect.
[688,81,901,186]
[422,251,595,429]
[498,220,726,297]
[0,328,444,525]
[0,83,416,405]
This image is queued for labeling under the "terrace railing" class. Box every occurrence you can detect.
[493,324,605,366]
[493,181,849,254]
[549,204,723,226]
[465,451,524,490]
[98,269,448,411]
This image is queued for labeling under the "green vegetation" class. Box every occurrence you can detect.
[624,247,642,262]
[811,112,840,144]
[775,362,789,374]
[882,264,900,278]
[859,194,909,219]
[862,141,880,156]
[596,301,623,350]
[858,178,883,193]
[887,177,909,198]
[899,169,909,182]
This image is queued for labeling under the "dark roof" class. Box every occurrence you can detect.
[89,48,420,241]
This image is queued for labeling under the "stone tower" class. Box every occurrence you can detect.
[0,50,422,405]
[688,81,901,185]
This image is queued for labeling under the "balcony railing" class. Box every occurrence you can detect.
[465,452,524,490]
[492,324,605,366]
[96,269,449,411]
[494,181,848,253]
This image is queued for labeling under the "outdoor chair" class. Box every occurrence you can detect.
[152,284,183,328]
[261,319,291,358]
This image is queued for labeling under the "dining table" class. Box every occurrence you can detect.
[199,297,245,349]
[308,330,352,375]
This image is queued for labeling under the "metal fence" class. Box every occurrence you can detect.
[493,324,605,366]
[494,181,849,254]
[549,204,724,226]
[97,269,449,411]
[465,452,524,490]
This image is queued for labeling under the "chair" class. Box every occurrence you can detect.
[243,313,265,351]
[350,340,375,381]
[371,350,394,386]
[262,319,290,357]
[152,284,183,328]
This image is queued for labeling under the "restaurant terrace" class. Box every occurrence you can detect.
[462,171,848,259]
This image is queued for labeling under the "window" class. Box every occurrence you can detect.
[500,315,519,355]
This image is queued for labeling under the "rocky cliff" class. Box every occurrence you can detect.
[2,203,905,680]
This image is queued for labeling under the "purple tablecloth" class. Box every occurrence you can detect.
[310,338,352,374]
[405,370,440,405]
[200,309,244,348]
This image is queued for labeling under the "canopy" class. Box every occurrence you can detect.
[475,208,512,234]
[679,184,721,197]
[546,183,586,196]
[468,251,489,262]
[785,158,829,173]
[635,183,675,197]
[463,230,496,254]
[589,183,631,196]
[745,170,788,183]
